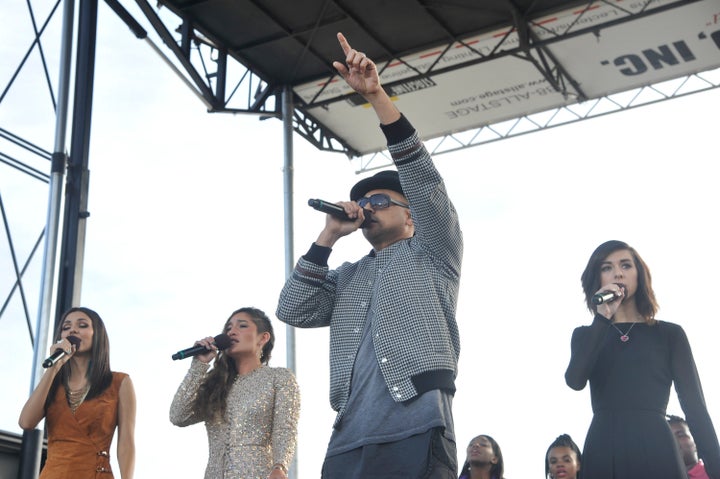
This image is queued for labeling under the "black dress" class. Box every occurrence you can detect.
[565,315,720,479]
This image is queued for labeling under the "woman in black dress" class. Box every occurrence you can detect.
[565,240,720,479]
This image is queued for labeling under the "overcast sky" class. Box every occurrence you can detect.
[2,2,720,478]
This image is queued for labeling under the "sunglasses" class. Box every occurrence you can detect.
[357,193,409,210]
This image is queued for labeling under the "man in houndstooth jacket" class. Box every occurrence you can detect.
[277,32,463,479]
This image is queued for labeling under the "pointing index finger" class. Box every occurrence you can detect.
[337,32,351,55]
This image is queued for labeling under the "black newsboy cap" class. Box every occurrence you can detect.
[350,170,405,201]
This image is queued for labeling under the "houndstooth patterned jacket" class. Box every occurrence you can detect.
[277,115,463,423]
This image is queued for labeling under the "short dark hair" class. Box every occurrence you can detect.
[667,414,687,426]
[580,240,658,323]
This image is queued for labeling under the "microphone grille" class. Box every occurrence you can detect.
[67,336,81,346]
[213,333,232,351]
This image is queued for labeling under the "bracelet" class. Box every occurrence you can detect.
[272,464,287,474]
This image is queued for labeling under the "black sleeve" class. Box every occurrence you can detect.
[303,243,332,266]
[565,314,613,391]
[379,113,414,144]
[671,324,720,479]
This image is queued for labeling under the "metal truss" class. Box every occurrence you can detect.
[123,0,713,170]
[0,0,57,337]
[352,68,720,173]
[299,1,702,125]
[126,0,361,155]
[2,0,719,333]
[2,1,715,474]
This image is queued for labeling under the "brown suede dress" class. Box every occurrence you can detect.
[40,372,127,478]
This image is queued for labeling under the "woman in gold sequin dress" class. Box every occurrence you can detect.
[19,307,137,478]
[170,307,300,479]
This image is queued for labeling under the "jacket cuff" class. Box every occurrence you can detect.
[380,114,414,144]
[303,243,332,266]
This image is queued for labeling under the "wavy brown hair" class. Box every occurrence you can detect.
[192,307,275,423]
[580,240,658,324]
[44,307,113,410]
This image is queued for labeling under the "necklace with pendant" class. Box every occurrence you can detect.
[66,384,90,413]
[612,322,637,343]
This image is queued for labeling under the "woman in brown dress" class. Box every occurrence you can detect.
[19,307,136,478]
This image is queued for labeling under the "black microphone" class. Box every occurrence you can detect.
[171,333,232,360]
[42,335,81,368]
[308,199,352,220]
[308,199,371,227]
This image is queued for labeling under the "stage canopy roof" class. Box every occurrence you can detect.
[141,0,720,157]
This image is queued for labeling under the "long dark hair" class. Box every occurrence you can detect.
[580,240,658,323]
[44,307,113,410]
[458,434,504,479]
[192,307,275,423]
[545,433,582,479]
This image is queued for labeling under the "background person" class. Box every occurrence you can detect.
[169,307,299,479]
[276,32,463,479]
[545,433,582,479]
[668,414,712,479]
[18,307,136,478]
[457,434,504,479]
[565,240,720,479]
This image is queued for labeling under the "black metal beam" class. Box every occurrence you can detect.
[55,0,99,323]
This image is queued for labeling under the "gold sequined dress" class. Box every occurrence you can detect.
[170,360,300,479]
